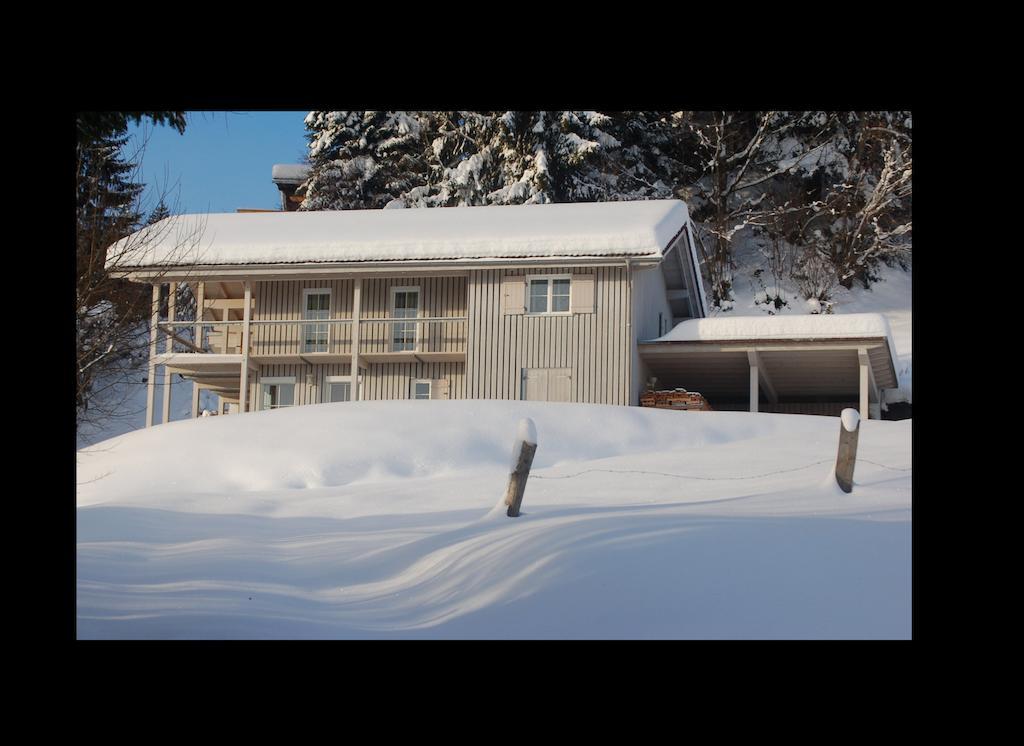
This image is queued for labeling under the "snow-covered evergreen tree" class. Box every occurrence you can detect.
[300,111,433,210]
[297,110,910,299]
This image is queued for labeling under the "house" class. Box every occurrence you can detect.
[110,199,706,424]
[109,198,898,426]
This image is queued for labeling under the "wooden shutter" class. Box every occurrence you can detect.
[501,276,525,314]
[570,274,595,313]
[430,378,450,400]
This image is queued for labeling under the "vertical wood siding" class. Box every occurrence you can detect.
[252,276,468,405]
[465,266,632,405]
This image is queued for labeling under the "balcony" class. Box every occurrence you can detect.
[156,316,468,367]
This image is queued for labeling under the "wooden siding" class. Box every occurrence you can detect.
[252,362,353,408]
[465,267,631,405]
[252,361,465,406]
[250,276,467,406]
[251,278,356,356]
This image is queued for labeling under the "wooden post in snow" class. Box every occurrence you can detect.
[504,418,538,518]
[835,408,860,493]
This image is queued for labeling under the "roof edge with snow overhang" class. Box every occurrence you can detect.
[106,199,693,271]
[640,312,900,391]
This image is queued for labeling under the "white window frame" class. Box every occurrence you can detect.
[525,274,572,316]
[411,379,432,400]
[324,374,363,402]
[260,376,297,410]
[302,288,332,353]
[389,285,421,352]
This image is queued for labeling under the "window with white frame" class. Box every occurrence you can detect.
[390,286,420,351]
[527,276,571,314]
[325,375,362,403]
[260,377,296,409]
[303,289,331,353]
[412,380,431,400]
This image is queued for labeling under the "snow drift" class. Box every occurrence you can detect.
[77,401,911,639]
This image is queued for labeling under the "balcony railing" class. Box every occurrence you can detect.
[157,317,468,358]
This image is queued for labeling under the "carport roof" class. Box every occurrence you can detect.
[639,313,900,400]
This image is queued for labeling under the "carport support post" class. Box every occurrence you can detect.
[858,349,877,420]
[191,384,201,419]
[859,355,869,420]
[749,362,759,413]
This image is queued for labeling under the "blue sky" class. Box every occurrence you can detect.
[126,111,310,215]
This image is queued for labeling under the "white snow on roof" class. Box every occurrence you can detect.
[271,163,312,182]
[653,312,893,343]
[108,199,690,268]
[652,312,899,379]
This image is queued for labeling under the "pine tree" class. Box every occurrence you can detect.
[300,111,433,210]
[146,198,171,225]
[76,111,189,428]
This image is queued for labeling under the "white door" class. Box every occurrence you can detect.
[303,291,330,353]
[391,288,420,351]
[522,368,571,402]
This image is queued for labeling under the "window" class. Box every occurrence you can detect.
[260,378,296,409]
[303,289,330,353]
[325,375,362,403]
[328,381,351,402]
[390,287,420,351]
[412,380,431,400]
[527,276,570,314]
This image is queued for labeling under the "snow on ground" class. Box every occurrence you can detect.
[77,400,911,639]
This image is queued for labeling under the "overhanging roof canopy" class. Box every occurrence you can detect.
[639,313,900,399]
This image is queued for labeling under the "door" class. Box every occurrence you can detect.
[390,287,420,351]
[303,290,330,353]
[522,368,572,402]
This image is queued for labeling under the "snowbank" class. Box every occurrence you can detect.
[77,401,911,639]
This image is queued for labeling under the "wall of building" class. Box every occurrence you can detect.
[465,266,632,404]
[629,265,673,406]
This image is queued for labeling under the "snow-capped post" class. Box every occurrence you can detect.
[504,418,538,518]
[835,408,861,493]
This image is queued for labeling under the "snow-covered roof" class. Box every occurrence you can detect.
[271,164,311,183]
[108,199,691,269]
[653,313,894,343]
[649,312,899,385]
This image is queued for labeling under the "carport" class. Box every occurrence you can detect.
[638,314,899,419]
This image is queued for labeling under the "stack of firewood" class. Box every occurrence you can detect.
[639,389,713,411]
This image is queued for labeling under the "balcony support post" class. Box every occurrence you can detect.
[161,282,176,425]
[351,278,362,401]
[240,281,252,412]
